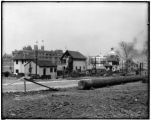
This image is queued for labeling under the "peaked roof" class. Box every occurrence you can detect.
[61,50,86,60]
[13,55,34,60]
[25,60,56,67]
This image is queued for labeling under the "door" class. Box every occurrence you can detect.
[43,68,46,75]
[16,69,19,74]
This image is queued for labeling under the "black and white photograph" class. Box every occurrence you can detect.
[2,1,149,119]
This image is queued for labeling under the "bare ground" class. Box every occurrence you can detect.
[2,81,149,119]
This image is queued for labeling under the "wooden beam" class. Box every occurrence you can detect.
[24,77,58,91]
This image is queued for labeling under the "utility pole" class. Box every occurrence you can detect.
[35,41,38,78]
[140,62,142,76]
[142,62,143,74]
[95,56,97,74]
[122,60,123,73]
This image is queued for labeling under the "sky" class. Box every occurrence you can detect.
[2,2,148,56]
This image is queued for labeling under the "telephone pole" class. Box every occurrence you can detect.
[35,41,38,78]
[95,56,97,74]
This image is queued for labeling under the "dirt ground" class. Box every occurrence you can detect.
[2,81,149,119]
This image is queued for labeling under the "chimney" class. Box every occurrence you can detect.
[34,45,38,50]
[41,45,44,51]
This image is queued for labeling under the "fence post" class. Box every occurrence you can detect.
[122,60,123,73]
[95,57,96,74]
[24,79,26,93]
[140,63,142,76]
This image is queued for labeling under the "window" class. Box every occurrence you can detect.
[22,60,24,64]
[54,67,57,72]
[16,60,18,64]
[63,66,65,70]
[50,67,53,72]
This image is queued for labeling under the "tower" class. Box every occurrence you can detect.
[41,40,44,51]
[34,45,38,50]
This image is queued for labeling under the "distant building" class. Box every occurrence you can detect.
[104,48,120,71]
[127,59,138,72]
[12,45,63,74]
[88,54,106,70]
[86,48,120,72]
[133,56,148,72]
[86,56,93,70]
[2,54,14,73]
[24,60,57,78]
[59,50,86,72]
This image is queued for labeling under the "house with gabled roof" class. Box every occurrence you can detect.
[12,45,63,75]
[59,50,86,72]
[24,60,57,79]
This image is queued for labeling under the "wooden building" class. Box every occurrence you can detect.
[12,45,63,74]
[60,50,86,72]
[24,60,57,79]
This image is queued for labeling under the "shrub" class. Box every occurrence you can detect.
[142,77,148,83]
[86,70,92,76]
[29,74,40,79]
[71,71,79,78]
[79,71,86,77]
[18,73,25,76]
[16,73,25,78]
[57,70,63,76]
[136,70,139,75]
[3,71,10,77]
[40,75,51,79]
[10,74,16,77]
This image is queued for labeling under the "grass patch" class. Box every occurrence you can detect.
[2,81,149,119]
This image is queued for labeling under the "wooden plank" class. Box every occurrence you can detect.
[24,77,58,91]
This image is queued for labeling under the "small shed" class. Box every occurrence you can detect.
[24,60,57,78]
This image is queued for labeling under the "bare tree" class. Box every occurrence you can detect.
[116,40,139,73]
[29,63,32,75]
[142,40,148,62]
